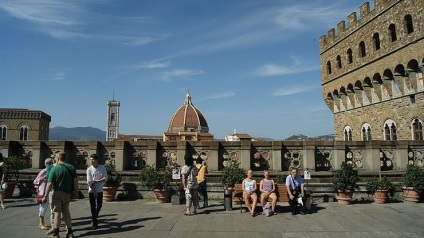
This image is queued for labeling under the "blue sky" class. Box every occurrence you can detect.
[0,0,369,140]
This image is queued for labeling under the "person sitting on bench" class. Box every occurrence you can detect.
[286,168,307,215]
[242,170,258,217]
[259,170,277,215]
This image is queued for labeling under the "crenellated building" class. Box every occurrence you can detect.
[0,108,51,141]
[320,0,424,141]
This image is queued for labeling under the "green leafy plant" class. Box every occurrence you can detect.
[332,162,360,192]
[4,157,27,182]
[139,165,172,190]
[366,177,395,194]
[104,163,122,187]
[403,164,424,192]
[275,173,288,185]
[220,160,245,188]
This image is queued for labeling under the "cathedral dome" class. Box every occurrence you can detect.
[167,91,209,133]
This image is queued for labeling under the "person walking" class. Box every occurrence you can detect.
[0,153,6,209]
[33,158,53,230]
[42,151,78,238]
[86,154,107,229]
[181,154,199,216]
[195,157,208,208]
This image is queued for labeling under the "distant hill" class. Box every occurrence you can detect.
[285,134,334,141]
[49,126,105,141]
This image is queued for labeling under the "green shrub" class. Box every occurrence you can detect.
[220,161,245,188]
[403,164,424,192]
[332,162,360,192]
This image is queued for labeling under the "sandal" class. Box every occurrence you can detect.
[39,225,49,230]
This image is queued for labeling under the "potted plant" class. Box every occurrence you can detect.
[332,162,360,205]
[402,164,424,203]
[103,163,122,202]
[3,157,26,198]
[139,165,172,203]
[220,160,245,189]
[365,176,395,204]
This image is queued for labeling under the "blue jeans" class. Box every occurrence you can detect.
[198,181,208,206]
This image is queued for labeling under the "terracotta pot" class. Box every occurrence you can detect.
[373,190,389,204]
[335,191,353,205]
[153,189,171,203]
[3,181,17,199]
[402,187,421,203]
[103,187,118,202]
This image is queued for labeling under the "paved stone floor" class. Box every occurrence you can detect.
[0,198,423,238]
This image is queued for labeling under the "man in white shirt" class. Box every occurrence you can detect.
[86,154,107,229]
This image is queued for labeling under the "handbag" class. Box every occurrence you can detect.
[36,195,46,204]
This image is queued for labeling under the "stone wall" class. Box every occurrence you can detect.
[1,140,423,172]
[319,0,424,140]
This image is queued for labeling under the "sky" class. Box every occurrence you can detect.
[0,0,371,140]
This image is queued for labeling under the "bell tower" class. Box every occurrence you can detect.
[106,93,120,141]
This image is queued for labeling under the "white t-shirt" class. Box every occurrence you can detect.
[86,164,107,193]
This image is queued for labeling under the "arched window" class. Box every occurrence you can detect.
[326,61,332,74]
[388,24,397,42]
[344,126,352,141]
[0,125,7,140]
[19,125,28,141]
[111,113,115,122]
[412,118,423,140]
[384,120,397,141]
[336,55,342,69]
[373,33,380,50]
[359,41,366,57]
[347,48,353,64]
[109,129,115,137]
[404,15,414,34]
[361,123,372,141]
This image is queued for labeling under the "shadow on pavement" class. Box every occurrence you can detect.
[75,216,161,237]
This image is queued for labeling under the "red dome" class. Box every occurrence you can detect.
[167,91,209,133]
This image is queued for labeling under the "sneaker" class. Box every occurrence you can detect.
[65,232,75,238]
[48,234,60,238]
[46,228,55,235]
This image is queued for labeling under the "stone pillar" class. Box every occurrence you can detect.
[365,140,381,171]
[303,142,316,172]
[271,141,282,171]
[395,141,408,170]
[177,141,187,166]
[333,141,346,169]
[114,141,125,171]
[0,141,9,158]
[88,141,98,166]
[240,141,251,171]
[31,141,42,169]
[207,141,219,171]
[147,141,158,167]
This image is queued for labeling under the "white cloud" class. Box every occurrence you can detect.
[258,57,320,77]
[0,0,167,45]
[132,61,171,69]
[198,91,236,101]
[272,85,318,96]
[161,69,203,81]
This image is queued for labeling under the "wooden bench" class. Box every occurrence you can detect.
[233,183,289,213]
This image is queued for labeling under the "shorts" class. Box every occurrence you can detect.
[51,190,71,213]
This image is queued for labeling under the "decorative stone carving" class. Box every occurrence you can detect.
[346,150,363,168]
[315,149,332,171]
[222,151,239,168]
[252,150,271,171]
[131,150,147,169]
[380,150,394,171]
[408,149,424,167]
[284,150,302,171]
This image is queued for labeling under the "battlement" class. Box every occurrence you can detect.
[319,0,399,52]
